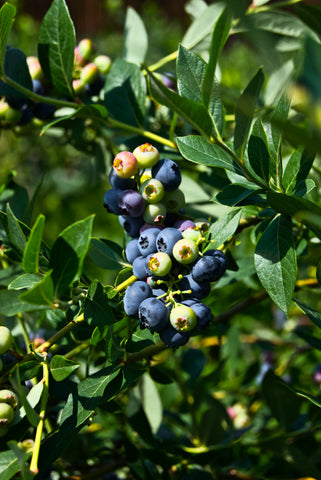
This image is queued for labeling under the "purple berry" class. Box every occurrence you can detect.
[118,190,145,217]
[123,281,152,317]
[138,297,169,332]
[173,219,196,232]
[104,188,121,215]
[151,158,181,191]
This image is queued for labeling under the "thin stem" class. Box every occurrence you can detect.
[123,342,167,365]
[35,312,85,354]
[29,360,50,475]
[148,50,178,72]
[2,75,79,109]
[113,275,137,294]
[65,341,91,359]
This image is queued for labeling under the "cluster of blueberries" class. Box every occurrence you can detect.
[103,144,227,347]
[0,39,111,128]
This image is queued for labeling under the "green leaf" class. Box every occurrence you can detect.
[89,237,128,271]
[255,214,297,314]
[234,67,264,159]
[182,2,227,53]
[0,289,47,316]
[202,7,231,111]
[23,174,45,226]
[133,373,163,434]
[262,370,301,430]
[8,273,41,290]
[0,2,16,77]
[19,270,54,306]
[104,58,146,127]
[215,184,263,207]
[267,191,321,239]
[208,207,243,248]
[22,214,45,274]
[177,135,241,173]
[247,119,270,185]
[14,369,40,428]
[0,48,33,98]
[176,45,223,133]
[6,203,26,254]
[50,215,94,297]
[38,0,75,97]
[12,380,43,425]
[317,260,321,287]
[295,327,321,351]
[283,148,315,194]
[84,280,116,326]
[50,355,79,381]
[123,7,148,64]
[147,71,214,139]
[294,298,321,331]
[295,4,321,37]
[0,449,31,480]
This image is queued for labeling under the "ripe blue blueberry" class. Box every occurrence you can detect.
[138,228,161,256]
[179,274,210,300]
[119,215,144,237]
[118,190,145,217]
[151,158,181,191]
[138,297,169,332]
[104,189,121,215]
[32,79,44,95]
[191,255,226,283]
[109,169,136,191]
[160,325,190,348]
[123,281,152,316]
[33,102,56,120]
[190,302,212,329]
[125,238,140,264]
[132,255,149,279]
[156,227,182,256]
[204,249,227,270]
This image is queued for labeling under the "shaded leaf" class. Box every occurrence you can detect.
[84,280,116,326]
[294,298,321,331]
[6,203,26,254]
[22,214,45,274]
[50,355,79,381]
[208,207,242,248]
[19,270,54,306]
[133,373,163,434]
[247,119,270,185]
[89,237,127,271]
[0,2,16,77]
[0,48,33,97]
[255,214,296,314]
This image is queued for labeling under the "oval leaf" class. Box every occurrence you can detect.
[50,355,79,382]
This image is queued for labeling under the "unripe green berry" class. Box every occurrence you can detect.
[0,101,10,119]
[147,252,172,276]
[172,239,199,264]
[78,38,96,61]
[182,227,201,243]
[0,326,12,355]
[163,188,185,213]
[0,403,14,425]
[80,63,99,84]
[94,55,112,74]
[140,178,164,204]
[133,143,160,168]
[4,107,22,124]
[140,169,152,184]
[143,203,166,225]
[113,151,138,178]
[170,304,197,332]
[0,390,17,409]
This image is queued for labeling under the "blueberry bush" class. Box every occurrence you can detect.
[1,0,321,478]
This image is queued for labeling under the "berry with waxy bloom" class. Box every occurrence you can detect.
[123,281,152,316]
[133,143,160,168]
[152,158,181,191]
[156,227,182,256]
[160,325,190,347]
[113,151,138,179]
[172,238,199,264]
[118,189,145,217]
[138,297,169,332]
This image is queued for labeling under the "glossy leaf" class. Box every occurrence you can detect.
[104,58,146,127]
[22,214,45,274]
[267,191,321,239]
[0,2,16,77]
[0,449,31,480]
[177,135,241,173]
[0,289,47,316]
[123,7,148,64]
[8,273,41,290]
[84,280,116,326]
[15,369,40,428]
[38,0,75,97]
[283,147,315,194]
[89,238,127,271]
[19,270,54,306]
[255,214,296,314]
[50,355,79,382]
[215,184,263,207]
[208,207,242,248]
[50,215,94,297]
[147,70,214,139]
[234,67,264,159]
[202,6,231,111]
[294,298,321,331]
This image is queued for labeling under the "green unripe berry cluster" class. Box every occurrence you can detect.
[0,388,17,437]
